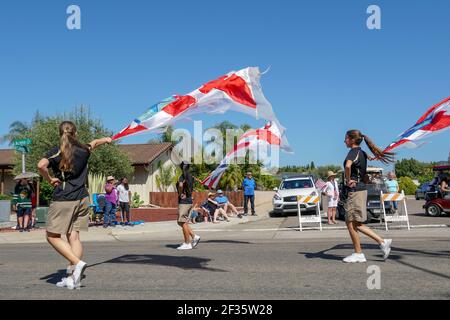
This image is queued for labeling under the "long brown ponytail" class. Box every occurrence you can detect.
[346,130,394,164]
[58,121,88,172]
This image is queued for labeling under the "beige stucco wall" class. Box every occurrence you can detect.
[128,150,176,205]
[1,170,15,196]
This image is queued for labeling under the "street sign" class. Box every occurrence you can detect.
[13,138,32,147]
[15,145,29,153]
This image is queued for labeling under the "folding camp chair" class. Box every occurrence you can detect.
[90,193,106,225]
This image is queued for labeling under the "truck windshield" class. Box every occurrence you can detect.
[281,180,313,189]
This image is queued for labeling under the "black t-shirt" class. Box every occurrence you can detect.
[177,174,194,204]
[201,199,217,214]
[45,145,91,201]
[344,147,367,192]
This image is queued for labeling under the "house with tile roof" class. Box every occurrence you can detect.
[0,143,175,205]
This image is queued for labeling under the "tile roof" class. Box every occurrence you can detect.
[0,143,173,167]
[118,143,173,165]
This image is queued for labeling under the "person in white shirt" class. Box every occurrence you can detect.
[324,171,339,225]
[117,178,132,226]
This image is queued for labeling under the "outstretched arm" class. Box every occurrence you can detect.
[89,137,113,151]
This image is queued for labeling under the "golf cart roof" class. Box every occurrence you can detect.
[433,164,450,171]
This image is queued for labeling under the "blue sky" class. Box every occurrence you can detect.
[1,0,449,170]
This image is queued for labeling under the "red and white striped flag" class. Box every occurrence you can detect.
[315,178,327,191]
[202,122,284,189]
[112,67,291,152]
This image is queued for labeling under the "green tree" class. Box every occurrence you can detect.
[398,176,417,195]
[316,165,343,180]
[148,125,175,144]
[395,158,436,184]
[10,106,133,180]
[218,164,243,191]
[0,121,30,145]
[155,161,175,192]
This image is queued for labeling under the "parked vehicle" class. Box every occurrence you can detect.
[423,164,450,216]
[272,175,321,216]
[415,183,431,200]
[336,167,392,223]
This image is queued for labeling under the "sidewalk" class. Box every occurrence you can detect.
[0,195,273,244]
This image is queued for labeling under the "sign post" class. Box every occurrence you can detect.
[13,139,32,174]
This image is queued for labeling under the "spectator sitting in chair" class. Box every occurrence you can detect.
[202,192,230,223]
[215,190,242,218]
[197,203,211,223]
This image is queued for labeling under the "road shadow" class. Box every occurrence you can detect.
[300,243,450,279]
[40,269,67,284]
[89,254,227,272]
[299,244,386,261]
[202,240,252,244]
[165,240,251,248]
[40,269,86,285]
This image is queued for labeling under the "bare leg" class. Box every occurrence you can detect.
[24,215,30,229]
[327,208,332,224]
[332,208,337,223]
[213,210,219,223]
[46,232,81,265]
[18,216,24,229]
[219,208,230,221]
[346,221,362,253]
[178,222,194,243]
[31,209,36,227]
[228,203,239,215]
[67,231,83,259]
[356,223,384,245]
[223,204,230,216]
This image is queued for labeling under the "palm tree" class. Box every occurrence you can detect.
[0,121,30,145]
[155,161,175,192]
[218,164,243,191]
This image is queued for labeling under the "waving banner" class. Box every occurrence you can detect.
[112,67,291,152]
[201,122,283,189]
[384,97,450,153]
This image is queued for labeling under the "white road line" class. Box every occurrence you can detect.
[199,224,449,232]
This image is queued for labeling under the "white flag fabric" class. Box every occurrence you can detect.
[112,67,291,152]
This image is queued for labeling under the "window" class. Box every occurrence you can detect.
[281,179,313,190]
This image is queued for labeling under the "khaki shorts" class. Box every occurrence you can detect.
[178,204,193,223]
[46,197,90,235]
[344,190,368,223]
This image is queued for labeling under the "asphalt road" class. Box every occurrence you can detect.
[1,234,449,300]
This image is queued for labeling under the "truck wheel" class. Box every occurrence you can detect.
[426,205,442,217]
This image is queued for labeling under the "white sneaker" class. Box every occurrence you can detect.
[343,253,367,263]
[65,276,75,290]
[56,277,69,288]
[380,239,392,260]
[56,266,74,288]
[72,261,87,288]
[177,243,193,250]
[192,235,201,248]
